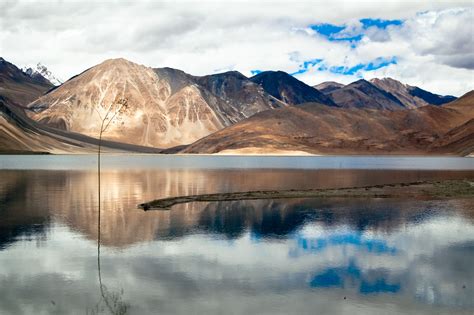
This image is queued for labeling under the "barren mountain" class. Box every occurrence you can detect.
[28,59,283,148]
[250,71,336,106]
[444,90,474,115]
[193,70,285,117]
[370,78,456,108]
[327,79,405,110]
[1,95,163,154]
[433,119,474,156]
[314,81,344,94]
[432,91,474,156]
[0,57,53,107]
[183,94,473,155]
[0,58,162,153]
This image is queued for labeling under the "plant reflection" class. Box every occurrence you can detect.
[91,100,130,314]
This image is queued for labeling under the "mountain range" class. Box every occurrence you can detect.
[0,57,472,155]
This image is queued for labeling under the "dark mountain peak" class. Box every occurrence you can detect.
[155,66,187,74]
[329,78,404,110]
[370,77,458,108]
[0,57,53,106]
[314,81,345,94]
[347,79,399,98]
[408,86,456,106]
[198,70,248,83]
[250,70,336,106]
[0,57,17,72]
[153,67,195,94]
[209,70,247,80]
[349,78,372,87]
[250,70,292,81]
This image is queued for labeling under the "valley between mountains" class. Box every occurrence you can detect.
[0,57,472,155]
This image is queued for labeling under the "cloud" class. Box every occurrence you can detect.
[400,8,474,70]
[0,0,472,95]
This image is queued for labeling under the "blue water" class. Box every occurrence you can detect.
[1,154,473,170]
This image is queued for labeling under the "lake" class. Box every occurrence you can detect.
[1,155,473,314]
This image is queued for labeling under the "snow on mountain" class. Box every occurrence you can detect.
[21,63,63,86]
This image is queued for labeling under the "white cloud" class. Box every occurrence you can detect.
[0,0,472,96]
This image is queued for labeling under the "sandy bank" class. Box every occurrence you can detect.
[139,179,474,210]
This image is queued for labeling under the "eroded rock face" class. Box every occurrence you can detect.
[27,59,283,148]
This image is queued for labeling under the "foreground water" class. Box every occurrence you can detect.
[1,155,473,314]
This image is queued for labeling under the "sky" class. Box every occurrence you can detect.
[0,0,473,96]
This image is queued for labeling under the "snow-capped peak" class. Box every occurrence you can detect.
[21,62,63,86]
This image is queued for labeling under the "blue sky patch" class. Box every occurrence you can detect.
[310,269,343,288]
[311,23,363,42]
[365,56,398,70]
[311,23,345,37]
[360,279,401,294]
[310,18,403,44]
[250,69,262,75]
[328,56,397,76]
[360,18,403,29]
[291,58,323,75]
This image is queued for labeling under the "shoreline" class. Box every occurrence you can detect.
[1,152,472,157]
[139,179,474,210]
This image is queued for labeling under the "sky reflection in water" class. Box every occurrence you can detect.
[0,160,473,314]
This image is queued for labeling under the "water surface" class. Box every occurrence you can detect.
[1,155,473,314]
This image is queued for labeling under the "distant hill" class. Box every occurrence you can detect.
[370,77,456,108]
[432,91,474,155]
[313,81,344,94]
[314,77,458,109]
[0,57,53,107]
[182,96,474,155]
[250,71,336,106]
[327,79,405,110]
[21,62,63,86]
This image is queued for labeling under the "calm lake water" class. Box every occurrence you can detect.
[1,155,473,315]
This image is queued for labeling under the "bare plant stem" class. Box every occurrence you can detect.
[95,99,128,314]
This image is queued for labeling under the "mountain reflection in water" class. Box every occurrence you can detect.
[0,166,473,314]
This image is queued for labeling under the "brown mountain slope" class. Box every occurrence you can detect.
[430,91,474,155]
[313,81,344,94]
[182,100,473,155]
[444,90,474,115]
[27,59,283,148]
[432,119,474,156]
[0,57,53,107]
[370,78,457,108]
[328,79,405,110]
[0,57,163,153]
[0,96,163,154]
